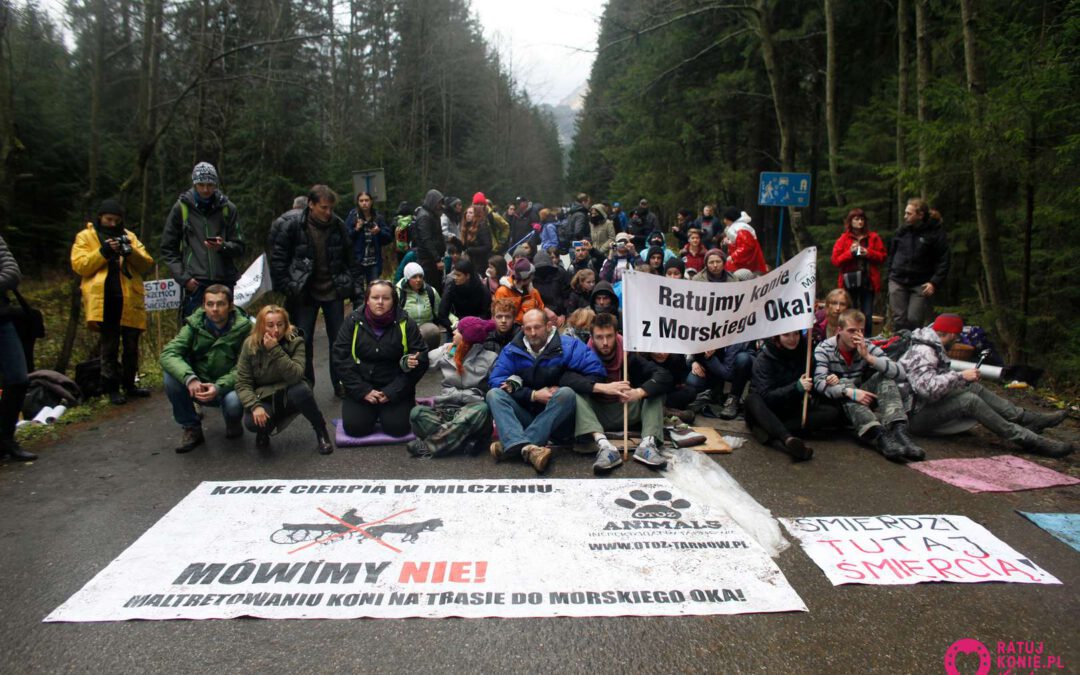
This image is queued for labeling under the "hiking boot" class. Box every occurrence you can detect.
[1019,409,1067,433]
[782,435,814,462]
[175,426,205,454]
[664,408,696,424]
[521,444,551,473]
[592,440,623,474]
[873,430,906,463]
[1,439,37,462]
[225,417,244,439]
[718,395,740,420]
[255,430,271,450]
[406,439,433,458]
[316,424,335,455]
[633,436,667,469]
[109,390,128,405]
[1020,436,1074,459]
[124,386,152,399]
[890,422,926,461]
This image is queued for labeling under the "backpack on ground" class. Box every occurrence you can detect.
[74,358,104,399]
[21,369,82,419]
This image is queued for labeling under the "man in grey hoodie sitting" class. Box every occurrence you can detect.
[899,313,1072,458]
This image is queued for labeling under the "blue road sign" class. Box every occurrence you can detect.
[758,172,811,208]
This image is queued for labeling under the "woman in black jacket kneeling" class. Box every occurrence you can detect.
[744,330,844,461]
[332,280,429,437]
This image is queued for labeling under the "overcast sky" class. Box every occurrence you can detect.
[36,0,603,106]
[470,0,604,106]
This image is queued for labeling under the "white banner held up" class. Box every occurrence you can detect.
[621,247,817,354]
[142,254,270,312]
[232,253,271,309]
[780,514,1061,586]
[46,479,806,622]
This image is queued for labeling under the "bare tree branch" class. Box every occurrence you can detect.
[599,3,752,52]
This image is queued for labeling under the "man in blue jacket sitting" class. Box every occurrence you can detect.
[487,308,606,473]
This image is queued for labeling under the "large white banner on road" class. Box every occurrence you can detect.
[46,479,806,621]
[781,515,1061,586]
[622,247,817,354]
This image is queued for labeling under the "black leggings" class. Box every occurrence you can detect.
[743,392,845,442]
[342,396,413,438]
[244,382,326,434]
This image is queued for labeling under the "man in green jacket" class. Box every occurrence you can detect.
[160,284,251,453]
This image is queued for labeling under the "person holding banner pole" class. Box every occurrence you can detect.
[744,331,844,461]
[813,309,925,462]
[576,312,673,473]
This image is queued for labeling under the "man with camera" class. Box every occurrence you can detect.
[160,162,245,320]
[71,199,155,405]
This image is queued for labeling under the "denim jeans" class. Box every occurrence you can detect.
[486,387,575,455]
[291,297,345,387]
[164,372,242,430]
[686,351,754,399]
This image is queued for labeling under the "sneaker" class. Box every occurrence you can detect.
[225,417,244,439]
[592,440,623,474]
[124,386,152,398]
[109,390,128,405]
[521,444,551,473]
[633,436,667,468]
[718,394,739,420]
[175,426,205,454]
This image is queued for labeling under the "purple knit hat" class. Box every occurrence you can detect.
[457,317,496,345]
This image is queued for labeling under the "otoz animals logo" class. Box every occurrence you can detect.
[614,490,691,520]
[605,488,722,531]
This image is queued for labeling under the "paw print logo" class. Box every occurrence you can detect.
[614,489,691,520]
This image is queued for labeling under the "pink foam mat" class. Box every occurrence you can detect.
[910,454,1080,493]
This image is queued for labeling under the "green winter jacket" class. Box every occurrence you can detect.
[159,307,251,393]
[396,277,440,325]
[233,331,307,410]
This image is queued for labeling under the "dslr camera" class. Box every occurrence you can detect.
[112,233,133,257]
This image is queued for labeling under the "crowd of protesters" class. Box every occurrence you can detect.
[0,165,1072,466]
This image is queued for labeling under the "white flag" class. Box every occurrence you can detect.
[233,254,272,309]
[621,247,817,354]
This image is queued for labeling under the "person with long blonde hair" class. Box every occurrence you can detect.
[234,305,334,454]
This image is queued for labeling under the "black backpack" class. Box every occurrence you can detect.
[74,358,104,399]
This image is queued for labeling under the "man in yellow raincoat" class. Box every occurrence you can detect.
[71,199,155,404]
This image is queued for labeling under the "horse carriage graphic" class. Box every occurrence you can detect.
[270,508,443,546]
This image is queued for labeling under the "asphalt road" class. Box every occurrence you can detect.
[3,325,1078,674]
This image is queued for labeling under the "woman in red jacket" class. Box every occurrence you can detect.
[831,208,887,335]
